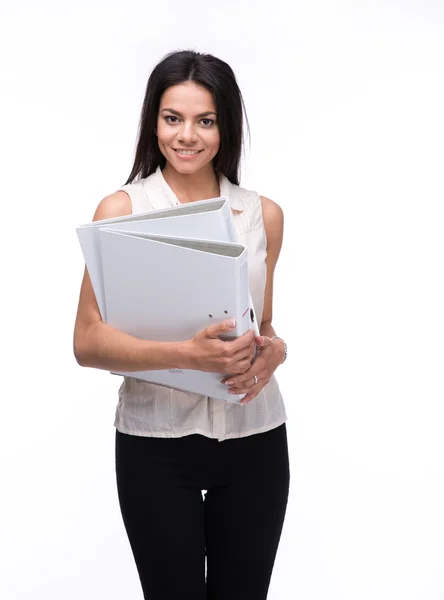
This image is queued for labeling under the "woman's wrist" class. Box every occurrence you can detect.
[172,339,195,370]
[270,336,287,364]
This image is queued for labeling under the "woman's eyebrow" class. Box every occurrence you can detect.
[160,108,217,118]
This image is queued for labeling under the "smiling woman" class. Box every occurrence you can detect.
[155,83,221,188]
[73,48,289,600]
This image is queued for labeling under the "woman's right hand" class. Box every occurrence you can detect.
[186,319,256,374]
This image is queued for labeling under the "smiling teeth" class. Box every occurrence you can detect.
[176,150,201,155]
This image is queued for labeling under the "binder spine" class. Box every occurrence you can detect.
[236,250,251,337]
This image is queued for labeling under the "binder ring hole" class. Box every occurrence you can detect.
[209,314,213,318]
[224,310,228,314]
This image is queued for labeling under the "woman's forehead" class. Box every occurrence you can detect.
[160,82,216,111]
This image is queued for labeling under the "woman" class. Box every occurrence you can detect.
[74,49,290,600]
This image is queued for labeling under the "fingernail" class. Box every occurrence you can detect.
[225,380,233,386]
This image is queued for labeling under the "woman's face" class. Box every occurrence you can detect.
[156,81,220,174]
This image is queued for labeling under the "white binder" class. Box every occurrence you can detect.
[76,197,237,321]
[99,229,254,401]
[76,197,259,402]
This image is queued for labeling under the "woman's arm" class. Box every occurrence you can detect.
[258,195,286,361]
[220,195,286,402]
[73,192,256,374]
[73,192,190,371]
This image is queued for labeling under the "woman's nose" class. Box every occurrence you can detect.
[178,121,198,143]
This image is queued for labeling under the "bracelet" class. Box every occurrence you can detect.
[270,336,287,364]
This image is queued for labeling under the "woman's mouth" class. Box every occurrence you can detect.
[173,148,204,159]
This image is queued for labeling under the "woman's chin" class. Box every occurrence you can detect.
[170,156,213,173]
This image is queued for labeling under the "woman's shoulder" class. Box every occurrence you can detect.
[229,179,283,229]
[92,191,132,221]
[259,194,284,224]
[115,176,155,214]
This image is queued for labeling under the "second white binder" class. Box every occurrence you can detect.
[99,228,255,402]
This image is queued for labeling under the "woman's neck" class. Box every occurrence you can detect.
[161,163,220,204]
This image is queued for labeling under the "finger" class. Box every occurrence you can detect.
[205,318,237,338]
[229,386,256,395]
[220,344,255,376]
[240,390,260,404]
[228,373,264,394]
[225,344,255,372]
[255,335,272,348]
[224,329,256,353]
[221,361,262,386]
[226,348,267,380]
[227,365,269,390]
[231,339,256,360]
[227,375,258,391]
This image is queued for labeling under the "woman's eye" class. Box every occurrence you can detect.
[164,116,215,126]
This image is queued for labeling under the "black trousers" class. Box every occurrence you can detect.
[115,423,290,600]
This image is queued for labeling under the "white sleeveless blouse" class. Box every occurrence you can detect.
[112,166,287,442]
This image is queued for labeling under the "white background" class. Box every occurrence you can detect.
[1,1,443,598]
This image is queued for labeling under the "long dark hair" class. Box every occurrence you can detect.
[123,49,250,186]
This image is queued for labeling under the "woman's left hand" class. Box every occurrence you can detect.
[221,335,285,404]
